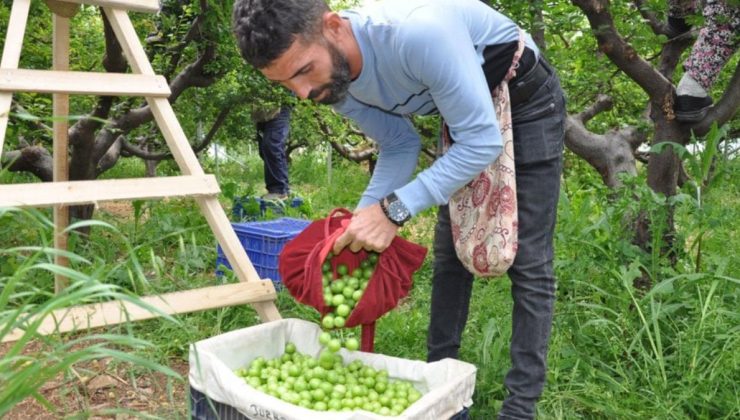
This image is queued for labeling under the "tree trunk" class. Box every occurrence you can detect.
[647,119,687,197]
[146,159,158,177]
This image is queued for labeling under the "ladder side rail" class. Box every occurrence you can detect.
[53,12,72,293]
[104,7,282,322]
[0,0,32,155]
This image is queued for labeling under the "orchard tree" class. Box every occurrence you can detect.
[563,0,738,258]
[565,0,737,187]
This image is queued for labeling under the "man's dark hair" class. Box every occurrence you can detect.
[232,0,330,69]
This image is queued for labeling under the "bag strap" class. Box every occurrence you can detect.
[442,29,527,150]
[503,29,527,84]
[361,322,375,352]
[324,207,352,237]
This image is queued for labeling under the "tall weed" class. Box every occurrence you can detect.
[544,155,739,418]
[0,208,181,416]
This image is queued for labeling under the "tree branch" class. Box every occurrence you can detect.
[13,102,53,134]
[96,135,123,173]
[287,139,309,157]
[315,112,377,162]
[565,94,645,187]
[120,135,165,160]
[572,0,672,99]
[656,31,694,80]
[163,0,209,80]
[576,94,613,123]
[101,12,127,73]
[327,140,377,162]
[529,0,546,50]
[1,145,53,182]
[91,18,219,165]
[632,0,665,35]
[120,105,232,161]
[69,14,124,148]
[421,146,436,161]
[167,43,217,102]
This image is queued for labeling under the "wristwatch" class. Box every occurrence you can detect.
[380,192,411,227]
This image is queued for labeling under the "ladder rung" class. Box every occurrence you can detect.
[53,0,160,13]
[1,281,277,342]
[0,175,220,208]
[0,69,170,97]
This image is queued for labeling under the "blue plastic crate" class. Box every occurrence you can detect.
[232,196,304,221]
[215,217,311,286]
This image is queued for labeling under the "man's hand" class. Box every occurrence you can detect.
[333,203,399,254]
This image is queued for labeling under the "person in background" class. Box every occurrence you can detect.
[667,0,739,122]
[252,104,293,200]
[233,0,566,418]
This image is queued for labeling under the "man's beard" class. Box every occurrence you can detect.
[308,42,351,105]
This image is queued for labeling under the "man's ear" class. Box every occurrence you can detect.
[322,12,344,41]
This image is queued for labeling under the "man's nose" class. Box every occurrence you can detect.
[287,82,312,100]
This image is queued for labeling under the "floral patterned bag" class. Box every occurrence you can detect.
[441,30,525,277]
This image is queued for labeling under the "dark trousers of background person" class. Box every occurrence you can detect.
[428,57,566,420]
[256,105,292,196]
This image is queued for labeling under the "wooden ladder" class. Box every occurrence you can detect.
[0,0,282,343]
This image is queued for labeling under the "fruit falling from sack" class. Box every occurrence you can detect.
[318,251,378,350]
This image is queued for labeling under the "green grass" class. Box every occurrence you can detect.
[537,156,739,419]
[1,150,738,418]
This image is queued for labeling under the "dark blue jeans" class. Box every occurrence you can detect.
[256,106,292,195]
[428,61,566,420]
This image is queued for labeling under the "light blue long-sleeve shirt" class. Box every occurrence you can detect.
[333,0,538,216]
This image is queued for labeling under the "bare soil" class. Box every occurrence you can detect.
[1,339,190,419]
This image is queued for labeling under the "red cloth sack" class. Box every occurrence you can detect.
[279,208,427,352]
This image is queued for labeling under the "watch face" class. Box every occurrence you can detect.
[388,200,410,222]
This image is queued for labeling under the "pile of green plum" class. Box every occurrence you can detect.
[235,342,423,415]
[319,252,378,350]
